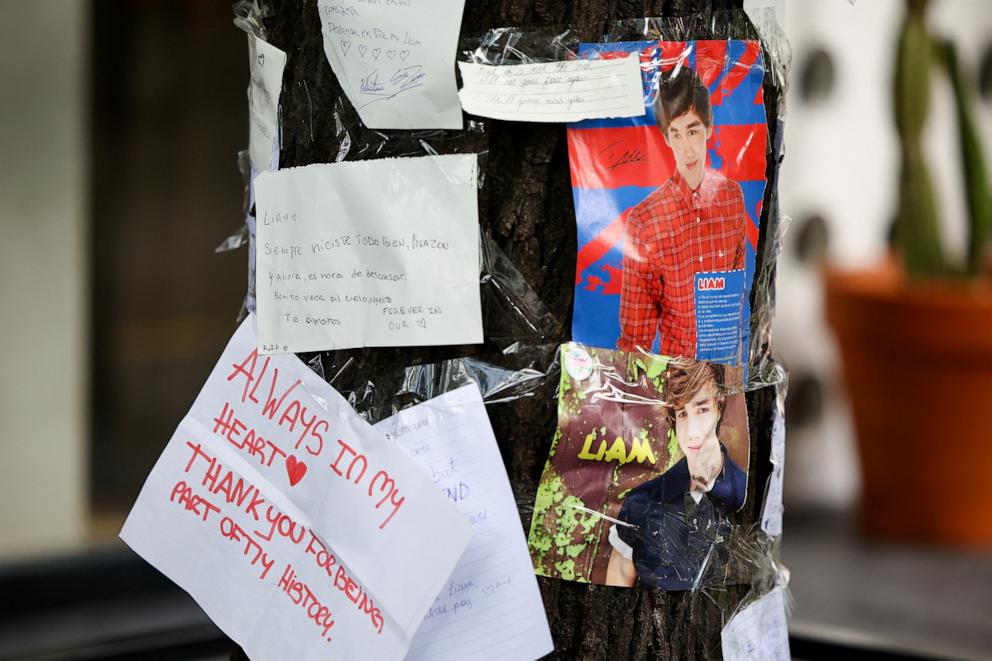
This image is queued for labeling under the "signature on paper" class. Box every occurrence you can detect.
[599,139,647,171]
[359,65,426,105]
[359,71,385,94]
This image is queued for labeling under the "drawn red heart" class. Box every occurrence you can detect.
[285,455,307,487]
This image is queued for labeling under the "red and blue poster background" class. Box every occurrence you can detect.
[568,40,766,364]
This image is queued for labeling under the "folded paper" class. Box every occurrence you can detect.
[375,384,554,661]
[120,317,472,660]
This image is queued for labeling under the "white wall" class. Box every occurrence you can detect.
[776,0,992,508]
[0,1,88,557]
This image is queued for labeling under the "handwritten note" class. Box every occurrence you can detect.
[247,34,287,172]
[721,587,791,661]
[254,154,482,353]
[375,384,554,661]
[120,317,472,660]
[317,0,466,129]
[457,55,645,123]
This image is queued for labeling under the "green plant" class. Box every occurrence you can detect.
[893,0,992,277]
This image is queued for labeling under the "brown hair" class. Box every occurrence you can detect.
[655,66,713,132]
[663,360,726,431]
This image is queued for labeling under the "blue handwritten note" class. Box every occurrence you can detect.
[458,56,644,123]
[375,384,554,661]
[317,0,465,129]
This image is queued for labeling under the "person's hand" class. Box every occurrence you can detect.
[686,440,722,490]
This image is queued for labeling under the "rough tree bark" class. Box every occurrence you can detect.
[243,1,783,659]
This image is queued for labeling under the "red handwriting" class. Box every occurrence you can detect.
[303,531,384,633]
[250,503,384,635]
[184,442,267,522]
[226,348,329,456]
[170,480,221,522]
[278,564,336,641]
[213,401,288,467]
[254,505,308,545]
[169,444,385,640]
[226,348,406,531]
[330,440,405,530]
[219,515,275,580]
[166,477,272,581]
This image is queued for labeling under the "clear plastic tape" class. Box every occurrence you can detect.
[464,27,581,65]
[215,149,253,254]
[303,340,561,426]
[396,349,560,406]
[232,0,273,41]
[480,232,564,348]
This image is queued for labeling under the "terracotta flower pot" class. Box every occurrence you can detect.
[824,259,992,545]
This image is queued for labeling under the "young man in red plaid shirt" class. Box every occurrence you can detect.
[617,67,747,359]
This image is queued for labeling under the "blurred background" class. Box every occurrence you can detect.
[0,0,990,658]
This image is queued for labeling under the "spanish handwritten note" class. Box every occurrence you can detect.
[375,384,554,661]
[254,154,482,353]
[317,0,465,129]
[247,34,287,172]
[458,54,645,123]
[120,318,472,660]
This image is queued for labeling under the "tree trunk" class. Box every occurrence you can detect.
[248,1,783,658]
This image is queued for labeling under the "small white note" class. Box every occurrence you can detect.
[375,384,554,661]
[721,587,791,661]
[317,0,466,129]
[247,34,287,172]
[458,54,645,123]
[254,154,482,353]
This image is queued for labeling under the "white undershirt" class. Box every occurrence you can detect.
[688,474,717,504]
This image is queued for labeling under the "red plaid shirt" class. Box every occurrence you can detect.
[618,170,747,357]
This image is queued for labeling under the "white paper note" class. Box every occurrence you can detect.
[721,587,791,661]
[760,400,785,537]
[317,0,466,129]
[458,54,645,123]
[375,384,554,661]
[121,317,472,660]
[255,154,482,353]
[248,34,287,172]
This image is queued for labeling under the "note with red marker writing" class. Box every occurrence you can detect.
[120,317,472,660]
[375,384,554,661]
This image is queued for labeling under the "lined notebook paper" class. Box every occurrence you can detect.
[376,384,554,661]
[458,55,644,123]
